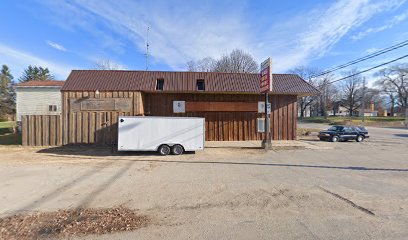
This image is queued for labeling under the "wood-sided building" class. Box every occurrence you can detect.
[60,70,319,145]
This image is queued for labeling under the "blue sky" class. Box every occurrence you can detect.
[1,0,408,81]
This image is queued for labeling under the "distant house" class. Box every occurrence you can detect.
[356,102,378,117]
[327,106,349,116]
[15,80,65,122]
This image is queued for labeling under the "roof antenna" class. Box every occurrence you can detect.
[145,26,149,71]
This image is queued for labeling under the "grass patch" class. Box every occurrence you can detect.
[0,121,14,136]
[297,128,321,136]
[0,121,21,145]
[298,117,332,123]
[362,117,404,122]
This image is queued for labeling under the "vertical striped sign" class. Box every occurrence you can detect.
[260,58,272,93]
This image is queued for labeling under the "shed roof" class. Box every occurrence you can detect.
[62,70,319,95]
[17,80,65,87]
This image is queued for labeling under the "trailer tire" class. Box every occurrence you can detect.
[171,144,184,155]
[158,145,171,156]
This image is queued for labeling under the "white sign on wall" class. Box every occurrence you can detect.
[173,101,185,113]
[258,102,271,114]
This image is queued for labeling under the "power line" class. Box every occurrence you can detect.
[280,54,408,94]
[317,54,408,88]
[310,39,408,78]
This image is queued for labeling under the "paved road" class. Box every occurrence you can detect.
[0,127,407,239]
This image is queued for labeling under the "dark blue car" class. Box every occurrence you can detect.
[318,126,369,142]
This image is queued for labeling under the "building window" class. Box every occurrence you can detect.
[196,79,205,91]
[156,79,164,91]
[49,105,57,112]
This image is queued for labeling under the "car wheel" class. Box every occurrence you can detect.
[158,145,171,155]
[356,135,364,142]
[331,136,339,142]
[171,144,184,155]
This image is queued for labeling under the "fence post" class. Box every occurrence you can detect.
[21,115,62,146]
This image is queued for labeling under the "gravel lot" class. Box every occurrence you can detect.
[0,125,407,239]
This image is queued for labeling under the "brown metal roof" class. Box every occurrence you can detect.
[61,70,319,95]
[17,80,65,87]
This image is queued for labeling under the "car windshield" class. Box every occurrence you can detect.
[328,126,343,131]
[356,126,367,131]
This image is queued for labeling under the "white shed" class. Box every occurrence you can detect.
[15,80,64,121]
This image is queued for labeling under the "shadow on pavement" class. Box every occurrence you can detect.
[13,161,115,214]
[11,160,136,214]
[36,146,191,157]
[44,154,408,173]
[77,160,134,208]
[394,134,408,138]
[205,146,264,149]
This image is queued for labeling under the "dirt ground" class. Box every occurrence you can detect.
[0,125,407,239]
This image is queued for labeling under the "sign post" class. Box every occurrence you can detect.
[260,58,272,149]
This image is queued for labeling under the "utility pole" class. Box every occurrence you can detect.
[260,58,272,149]
[264,92,271,148]
[405,95,408,127]
[361,77,366,123]
[145,26,150,71]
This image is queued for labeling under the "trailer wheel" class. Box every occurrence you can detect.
[158,145,171,156]
[171,144,184,155]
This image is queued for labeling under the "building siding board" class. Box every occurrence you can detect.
[16,87,62,121]
[141,92,290,141]
[28,90,298,145]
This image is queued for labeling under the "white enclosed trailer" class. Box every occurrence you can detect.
[117,116,205,155]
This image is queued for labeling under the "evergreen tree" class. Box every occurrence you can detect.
[0,65,16,118]
[18,65,54,82]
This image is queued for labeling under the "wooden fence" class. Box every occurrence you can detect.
[21,112,125,146]
[21,115,62,146]
[64,111,127,146]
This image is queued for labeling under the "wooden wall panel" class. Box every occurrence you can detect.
[21,115,62,146]
[58,91,298,144]
[22,115,28,145]
[283,95,288,140]
[140,92,298,141]
[185,102,257,112]
[59,91,142,146]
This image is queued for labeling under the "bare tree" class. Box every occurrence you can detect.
[340,69,363,117]
[187,57,216,72]
[213,49,258,73]
[375,79,398,116]
[316,73,338,118]
[186,49,258,73]
[213,55,231,73]
[375,64,408,117]
[364,88,382,108]
[288,67,320,118]
[93,59,123,70]
[186,61,196,72]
